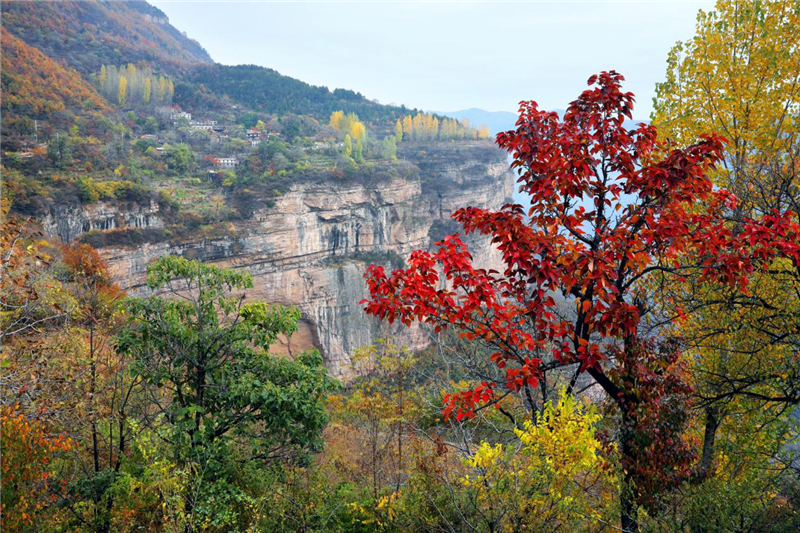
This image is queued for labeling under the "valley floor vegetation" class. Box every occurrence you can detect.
[2,0,800,532]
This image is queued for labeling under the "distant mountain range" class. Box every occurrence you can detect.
[439,108,649,135]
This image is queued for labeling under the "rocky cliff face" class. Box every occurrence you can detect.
[49,142,515,376]
[42,199,164,244]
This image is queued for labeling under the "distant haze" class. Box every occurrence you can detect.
[437,109,520,135]
[153,1,711,118]
[440,108,649,135]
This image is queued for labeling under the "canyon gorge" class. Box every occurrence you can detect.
[43,141,515,375]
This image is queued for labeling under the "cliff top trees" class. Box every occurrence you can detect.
[397,112,490,142]
[329,110,367,142]
[362,71,800,531]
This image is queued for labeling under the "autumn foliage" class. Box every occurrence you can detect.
[0,405,72,530]
[0,31,109,117]
[363,71,800,528]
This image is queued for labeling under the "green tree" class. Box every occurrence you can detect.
[239,111,260,129]
[143,116,158,134]
[381,136,397,161]
[282,117,302,142]
[163,143,194,175]
[119,257,335,531]
[47,134,71,169]
[343,134,353,158]
[354,135,365,164]
[47,134,72,169]
[256,137,289,161]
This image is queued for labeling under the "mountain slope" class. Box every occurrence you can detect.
[1,0,212,75]
[1,30,110,118]
[2,0,413,125]
[179,64,414,123]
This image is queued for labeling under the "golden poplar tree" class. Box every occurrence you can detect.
[343,134,353,158]
[117,76,127,106]
[329,110,344,130]
[157,76,167,102]
[652,2,800,520]
[653,0,800,199]
[402,115,413,140]
[350,121,366,142]
[143,77,151,104]
[412,114,424,140]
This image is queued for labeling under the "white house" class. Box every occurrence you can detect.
[171,111,192,124]
[215,157,238,169]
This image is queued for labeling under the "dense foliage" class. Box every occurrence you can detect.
[0,31,109,120]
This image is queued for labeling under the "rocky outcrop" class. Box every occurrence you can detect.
[52,142,515,376]
[42,199,164,244]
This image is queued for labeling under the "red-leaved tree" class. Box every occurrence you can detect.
[362,71,800,531]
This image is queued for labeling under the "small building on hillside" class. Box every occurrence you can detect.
[190,120,218,131]
[171,111,192,124]
[215,157,238,169]
[247,128,265,147]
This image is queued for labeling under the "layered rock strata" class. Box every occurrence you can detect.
[48,142,515,375]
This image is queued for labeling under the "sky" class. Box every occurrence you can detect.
[152,1,713,119]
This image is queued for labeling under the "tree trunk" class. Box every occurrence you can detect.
[620,408,639,533]
[699,405,720,475]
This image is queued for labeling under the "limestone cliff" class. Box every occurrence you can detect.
[48,142,515,375]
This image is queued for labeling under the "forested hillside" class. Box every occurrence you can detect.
[180,64,413,123]
[1,0,212,74]
[1,31,110,120]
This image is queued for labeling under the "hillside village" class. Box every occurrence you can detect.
[3,58,491,249]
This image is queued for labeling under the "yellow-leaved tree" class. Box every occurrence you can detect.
[652,1,800,528]
[653,0,800,204]
[329,110,344,130]
[459,392,617,532]
[117,75,127,106]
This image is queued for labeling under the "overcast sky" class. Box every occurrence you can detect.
[152,1,712,118]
